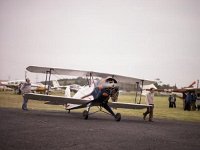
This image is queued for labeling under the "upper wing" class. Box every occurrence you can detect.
[26,66,155,85]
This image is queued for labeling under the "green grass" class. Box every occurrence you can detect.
[0,91,199,122]
[0,91,65,111]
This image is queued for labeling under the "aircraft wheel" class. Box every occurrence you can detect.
[83,110,89,120]
[115,113,121,121]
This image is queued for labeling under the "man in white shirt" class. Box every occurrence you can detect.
[143,88,154,122]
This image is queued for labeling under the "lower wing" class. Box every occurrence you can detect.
[24,93,91,105]
[108,102,151,109]
[25,93,151,109]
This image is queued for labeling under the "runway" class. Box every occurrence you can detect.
[0,108,199,150]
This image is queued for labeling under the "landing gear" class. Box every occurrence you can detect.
[83,110,89,120]
[80,103,121,121]
[115,113,121,121]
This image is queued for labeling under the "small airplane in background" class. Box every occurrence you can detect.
[157,81,200,98]
[162,81,200,110]
[173,81,200,100]
[0,80,24,94]
[51,80,82,92]
[182,81,196,89]
[153,80,200,108]
[25,66,155,121]
[0,80,47,94]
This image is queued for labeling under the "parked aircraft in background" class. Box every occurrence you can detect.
[51,80,82,92]
[183,81,196,89]
[172,81,200,102]
[0,80,47,94]
[153,81,200,109]
[157,81,200,98]
[25,66,155,121]
[171,81,200,110]
[0,80,24,94]
[0,80,13,91]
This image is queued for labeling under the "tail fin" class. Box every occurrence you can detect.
[52,80,60,88]
[187,81,196,88]
[65,86,71,98]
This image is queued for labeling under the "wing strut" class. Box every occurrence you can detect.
[134,82,139,103]
[139,80,144,104]
[134,80,144,104]
[44,68,54,95]
[86,72,93,87]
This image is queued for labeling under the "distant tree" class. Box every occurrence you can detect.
[58,77,87,86]
[154,78,176,89]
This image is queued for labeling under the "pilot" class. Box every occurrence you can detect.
[20,78,31,111]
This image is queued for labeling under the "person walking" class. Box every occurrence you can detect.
[143,88,155,122]
[20,78,31,111]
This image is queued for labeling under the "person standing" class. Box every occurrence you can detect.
[171,94,176,108]
[20,78,31,111]
[143,88,155,122]
[168,94,176,108]
[168,95,173,108]
[191,92,197,110]
[184,92,192,111]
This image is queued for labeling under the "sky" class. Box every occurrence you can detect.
[0,0,200,88]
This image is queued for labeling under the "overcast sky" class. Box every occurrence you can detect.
[0,0,200,88]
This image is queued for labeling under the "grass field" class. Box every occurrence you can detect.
[0,91,199,122]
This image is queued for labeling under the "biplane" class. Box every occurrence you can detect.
[25,66,155,121]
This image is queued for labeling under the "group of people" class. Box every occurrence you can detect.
[184,92,197,111]
[168,92,198,111]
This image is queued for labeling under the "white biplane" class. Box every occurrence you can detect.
[25,66,155,121]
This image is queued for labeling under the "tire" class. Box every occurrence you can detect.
[115,113,121,121]
[83,110,89,120]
